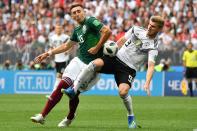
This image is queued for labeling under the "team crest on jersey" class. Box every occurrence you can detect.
[82,25,87,34]
[134,39,142,47]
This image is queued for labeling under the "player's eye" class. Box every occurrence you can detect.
[77,10,81,14]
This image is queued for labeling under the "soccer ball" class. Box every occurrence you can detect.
[103,41,118,57]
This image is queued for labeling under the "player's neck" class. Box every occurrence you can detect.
[79,17,86,25]
[147,34,157,39]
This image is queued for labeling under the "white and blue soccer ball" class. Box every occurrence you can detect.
[103,40,118,57]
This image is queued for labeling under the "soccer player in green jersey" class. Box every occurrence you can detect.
[30,3,111,127]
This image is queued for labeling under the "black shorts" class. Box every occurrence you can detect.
[55,62,67,74]
[185,67,197,79]
[99,56,136,87]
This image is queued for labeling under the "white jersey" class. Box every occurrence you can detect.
[116,26,159,71]
[49,34,70,62]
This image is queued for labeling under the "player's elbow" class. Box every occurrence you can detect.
[148,61,155,68]
[102,26,112,37]
[106,28,112,36]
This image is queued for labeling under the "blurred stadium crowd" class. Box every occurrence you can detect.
[0,0,197,70]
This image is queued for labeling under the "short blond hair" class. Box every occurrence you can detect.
[150,16,164,28]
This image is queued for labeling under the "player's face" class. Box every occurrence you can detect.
[147,20,161,38]
[55,25,62,35]
[71,6,85,24]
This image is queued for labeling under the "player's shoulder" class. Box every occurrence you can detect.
[51,33,58,38]
[61,34,69,39]
[86,16,97,21]
[61,34,69,37]
[86,16,101,25]
[133,26,147,33]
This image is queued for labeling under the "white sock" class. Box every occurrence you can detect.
[73,62,96,93]
[121,94,134,116]
[52,77,61,91]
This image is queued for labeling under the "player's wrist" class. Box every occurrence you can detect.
[47,50,53,57]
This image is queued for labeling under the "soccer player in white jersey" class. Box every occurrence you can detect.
[62,16,164,128]
[47,24,70,96]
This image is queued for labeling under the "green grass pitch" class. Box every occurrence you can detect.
[0,94,197,131]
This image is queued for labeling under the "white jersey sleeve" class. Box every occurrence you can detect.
[124,27,134,40]
[148,50,158,63]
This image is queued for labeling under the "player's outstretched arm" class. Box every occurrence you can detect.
[34,40,75,64]
[34,52,49,64]
[144,61,155,96]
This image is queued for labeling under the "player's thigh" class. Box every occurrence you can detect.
[79,73,100,92]
[62,57,86,80]
[99,56,116,74]
[114,67,136,94]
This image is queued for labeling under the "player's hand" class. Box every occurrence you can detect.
[88,47,99,55]
[144,83,151,96]
[34,52,49,64]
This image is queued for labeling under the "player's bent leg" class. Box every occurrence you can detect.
[40,77,73,117]
[74,59,104,92]
[119,83,136,128]
[58,92,80,127]
[30,77,73,124]
[62,61,101,99]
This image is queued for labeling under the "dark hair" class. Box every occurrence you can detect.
[69,3,83,12]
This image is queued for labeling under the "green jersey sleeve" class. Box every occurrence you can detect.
[87,17,103,33]
[70,29,79,42]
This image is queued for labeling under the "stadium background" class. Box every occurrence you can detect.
[0,0,197,131]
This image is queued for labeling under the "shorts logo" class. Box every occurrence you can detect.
[128,75,133,83]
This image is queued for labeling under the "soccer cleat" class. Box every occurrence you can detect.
[61,87,76,99]
[128,115,137,128]
[58,115,76,128]
[30,114,45,125]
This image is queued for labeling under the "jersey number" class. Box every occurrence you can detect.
[125,40,132,47]
[78,35,84,43]
[128,75,134,83]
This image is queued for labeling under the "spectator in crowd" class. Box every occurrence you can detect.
[2,59,12,70]
[14,59,25,70]
[155,59,165,72]
[47,24,70,94]
[162,58,174,71]
[182,43,197,97]
[28,60,35,70]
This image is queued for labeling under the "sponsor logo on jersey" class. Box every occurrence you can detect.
[93,20,100,26]
[134,39,142,46]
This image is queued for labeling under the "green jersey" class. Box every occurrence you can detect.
[70,17,104,64]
